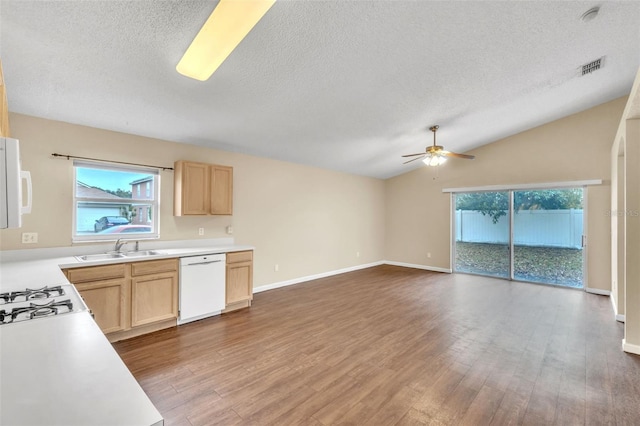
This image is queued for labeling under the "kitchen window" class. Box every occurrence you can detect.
[73,160,160,242]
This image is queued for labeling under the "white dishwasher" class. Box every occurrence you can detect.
[178,253,226,325]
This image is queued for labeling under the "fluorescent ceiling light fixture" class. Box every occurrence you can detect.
[176,0,276,81]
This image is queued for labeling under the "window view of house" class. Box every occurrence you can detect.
[73,162,159,241]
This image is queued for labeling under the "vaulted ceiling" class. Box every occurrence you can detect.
[1,1,639,178]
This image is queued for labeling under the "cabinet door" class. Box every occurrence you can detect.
[76,278,127,334]
[131,272,178,327]
[210,165,233,215]
[176,161,210,215]
[226,261,253,305]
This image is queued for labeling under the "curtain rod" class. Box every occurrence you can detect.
[51,153,174,171]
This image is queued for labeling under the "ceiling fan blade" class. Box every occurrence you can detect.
[403,125,477,166]
[444,151,475,160]
[403,156,425,164]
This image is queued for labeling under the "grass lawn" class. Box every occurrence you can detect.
[455,242,583,288]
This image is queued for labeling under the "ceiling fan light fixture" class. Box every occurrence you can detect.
[176,0,276,81]
[401,124,474,166]
[422,154,447,167]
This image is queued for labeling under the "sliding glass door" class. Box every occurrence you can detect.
[454,188,585,288]
[454,191,510,278]
[512,189,584,288]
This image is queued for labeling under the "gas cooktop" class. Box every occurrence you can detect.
[0,285,88,325]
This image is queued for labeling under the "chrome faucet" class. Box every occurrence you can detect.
[114,239,128,253]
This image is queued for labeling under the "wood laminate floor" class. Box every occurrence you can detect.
[114,265,640,425]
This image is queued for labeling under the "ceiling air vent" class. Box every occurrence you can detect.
[581,57,603,75]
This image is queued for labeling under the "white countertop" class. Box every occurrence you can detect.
[1,240,254,289]
[0,239,254,425]
[0,312,163,426]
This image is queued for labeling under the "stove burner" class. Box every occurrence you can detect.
[0,286,65,305]
[0,299,74,325]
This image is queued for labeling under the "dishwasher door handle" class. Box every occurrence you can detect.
[185,260,223,266]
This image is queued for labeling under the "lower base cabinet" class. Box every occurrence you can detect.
[223,250,254,313]
[64,252,254,340]
[131,272,178,327]
[65,264,128,336]
[75,278,127,334]
[64,259,178,342]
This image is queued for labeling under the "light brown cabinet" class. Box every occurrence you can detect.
[131,259,178,327]
[174,160,233,216]
[66,264,128,334]
[75,278,128,334]
[64,258,178,342]
[224,251,253,313]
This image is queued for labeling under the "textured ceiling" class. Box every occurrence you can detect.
[1,1,639,179]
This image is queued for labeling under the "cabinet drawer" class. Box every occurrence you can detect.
[66,264,126,283]
[227,250,252,264]
[131,258,178,276]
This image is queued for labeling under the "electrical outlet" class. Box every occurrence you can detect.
[427,252,431,258]
[198,227,204,236]
[356,251,360,258]
[274,264,279,272]
[226,226,233,234]
[22,232,38,244]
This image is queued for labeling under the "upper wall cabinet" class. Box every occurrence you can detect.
[174,160,233,216]
[0,59,11,137]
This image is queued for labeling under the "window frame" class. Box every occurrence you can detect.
[72,160,161,243]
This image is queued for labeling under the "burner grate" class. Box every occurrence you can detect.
[0,286,65,305]
[0,299,74,325]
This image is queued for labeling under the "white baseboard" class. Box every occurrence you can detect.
[585,287,611,296]
[622,339,640,356]
[254,260,451,294]
[384,261,452,274]
[610,295,625,322]
[253,261,384,294]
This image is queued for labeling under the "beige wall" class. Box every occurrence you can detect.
[0,97,627,294]
[0,113,386,287]
[386,97,627,291]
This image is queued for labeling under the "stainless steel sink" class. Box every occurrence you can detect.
[75,253,125,261]
[75,250,166,262]
[122,250,165,257]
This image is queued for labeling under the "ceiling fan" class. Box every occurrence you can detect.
[402,125,475,166]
